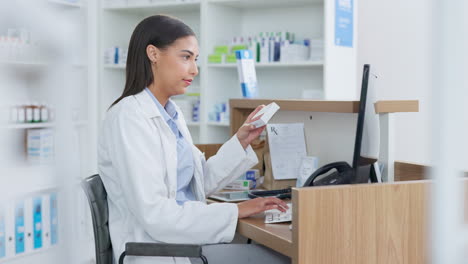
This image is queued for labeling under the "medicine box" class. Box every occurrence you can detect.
[235,50,258,98]
[27,128,54,163]
[250,102,280,128]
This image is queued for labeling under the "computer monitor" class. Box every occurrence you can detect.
[353,64,380,167]
[305,64,380,186]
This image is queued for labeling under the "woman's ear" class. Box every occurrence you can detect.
[146,45,160,64]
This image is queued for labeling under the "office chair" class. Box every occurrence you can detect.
[81,174,208,264]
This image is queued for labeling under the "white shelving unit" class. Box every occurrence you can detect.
[47,0,82,8]
[4,123,55,129]
[99,0,357,144]
[0,0,96,263]
[99,0,202,144]
[207,61,324,68]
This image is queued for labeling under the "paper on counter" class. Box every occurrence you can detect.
[267,123,307,180]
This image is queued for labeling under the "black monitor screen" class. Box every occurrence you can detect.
[353,64,380,169]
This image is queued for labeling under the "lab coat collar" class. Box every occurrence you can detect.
[133,90,162,119]
[133,89,193,145]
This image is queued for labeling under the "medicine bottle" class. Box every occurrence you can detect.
[32,102,40,123]
[25,102,33,123]
[40,103,49,122]
[18,104,26,123]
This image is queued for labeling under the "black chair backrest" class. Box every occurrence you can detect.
[81,174,113,264]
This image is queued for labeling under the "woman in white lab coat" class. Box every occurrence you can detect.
[98,15,290,264]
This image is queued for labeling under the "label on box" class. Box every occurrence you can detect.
[14,202,25,254]
[33,197,42,250]
[50,193,58,245]
[236,50,258,98]
[224,180,251,190]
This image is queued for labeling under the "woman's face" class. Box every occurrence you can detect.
[151,36,199,97]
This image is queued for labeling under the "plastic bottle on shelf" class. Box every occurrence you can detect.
[18,104,26,123]
[32,102,41,123]
[25,102,34,123]
[40,103,49,122]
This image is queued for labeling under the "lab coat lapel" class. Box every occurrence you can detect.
[133,91,178,194]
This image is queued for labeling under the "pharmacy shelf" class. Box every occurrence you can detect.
[103,1,200,13]
[104,64,202,70]
[207,121,230,127]
[207,61,324,68]
[186,121,201,127]
[48,0,82,8]
[104,64,125,69]
[0,61,48,67]
[207,0,322,9]
[4,123,55,129]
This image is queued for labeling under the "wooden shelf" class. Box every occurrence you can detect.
[230,99,419,135]
[374,100,419,113]
[230,99,360,113]
[103,1,200,13]
[230,99,419,114]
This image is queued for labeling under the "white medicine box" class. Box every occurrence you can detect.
[27,128,54,163]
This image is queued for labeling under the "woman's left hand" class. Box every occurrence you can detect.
[236,105,266,149]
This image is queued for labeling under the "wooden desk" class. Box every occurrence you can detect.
[237,214,293,257]
[235,180,468,264]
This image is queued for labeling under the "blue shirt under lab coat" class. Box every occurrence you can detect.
[145,88,195,205]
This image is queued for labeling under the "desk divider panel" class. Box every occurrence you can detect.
[292,181,431,264]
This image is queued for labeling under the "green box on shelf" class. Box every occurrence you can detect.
[225,54,237,63]
[231,45,248,53]
[214,45,229,54]
[208,54,223,63]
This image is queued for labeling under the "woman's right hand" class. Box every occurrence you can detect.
[237,197,289,219]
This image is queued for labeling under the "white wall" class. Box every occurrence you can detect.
[357,0,433,165]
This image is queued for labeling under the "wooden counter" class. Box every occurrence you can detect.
[237,215,293,257]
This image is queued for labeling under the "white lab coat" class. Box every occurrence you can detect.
[98,90,258,264]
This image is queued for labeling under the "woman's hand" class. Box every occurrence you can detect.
[237,197,289,219]
[236,105,266,149]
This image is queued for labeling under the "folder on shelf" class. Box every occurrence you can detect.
[41,194,51,249]
[5,204,15,258]
[32,197,43,250]
[24,198,33,253]
[14,201,25,255]
[50,193,58,245]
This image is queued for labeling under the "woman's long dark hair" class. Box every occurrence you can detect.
[110,15,195,108]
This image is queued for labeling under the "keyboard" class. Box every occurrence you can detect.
[264,202,292,224]
[248,188,291,199]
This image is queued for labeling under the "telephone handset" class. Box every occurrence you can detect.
[302,161,354,187]
[248,161,355,199]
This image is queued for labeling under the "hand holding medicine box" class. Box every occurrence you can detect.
[250,102,280,128]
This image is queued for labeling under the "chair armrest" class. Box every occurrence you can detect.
[125,242,203,258]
